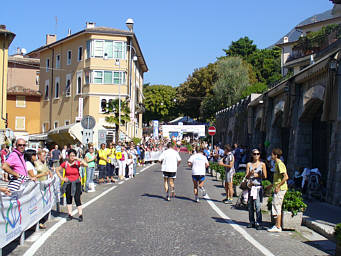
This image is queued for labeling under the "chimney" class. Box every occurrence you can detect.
[0,25,6,30]
[46,34,57,45]
[283,36,289,43]
[17,47,20,54]
[67,28,71,36]
[86,22,96,29]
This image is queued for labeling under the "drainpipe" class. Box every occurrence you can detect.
[1,33,7,125]
[49,48,54,131]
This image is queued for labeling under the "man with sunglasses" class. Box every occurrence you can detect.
[2,138,32,191]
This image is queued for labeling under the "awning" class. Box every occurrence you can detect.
[28,133,48,141]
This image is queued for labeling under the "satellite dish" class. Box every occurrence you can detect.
[21,48,27,55]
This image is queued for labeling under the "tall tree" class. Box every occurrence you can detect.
[143,84,178,123]
[223,36,257,59]
[176,63,217,119]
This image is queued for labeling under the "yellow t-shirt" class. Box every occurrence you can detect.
[98,149,108,166]
[273,159,288,191]
[106,148,116,159]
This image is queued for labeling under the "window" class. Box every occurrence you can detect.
[76,71,82,94]
[85,70,90,84]
[99,96,116,113]
[78,46,83,61]
[113,71,126,84]
[42,122,49,133]
[88,40,126,59]
[65,120,70,126]
[16,96,26,108]
[55,77,60,99]
[92,70,126,84]
[36,71,40,85]
[44,80,49,100]
[93,71,103,84]
[46,58,50,72]
[56,54,61,69]
[15,117,25,130]
[114,41,126,59]
[67,50,72,65]
[65,74,71,97]
[94,40,104,57]
[53,121,58,129]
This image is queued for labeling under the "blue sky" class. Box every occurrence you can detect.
[2,0,333,87]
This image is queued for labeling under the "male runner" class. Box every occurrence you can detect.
[158,142,181,201]
[188,146,209,202]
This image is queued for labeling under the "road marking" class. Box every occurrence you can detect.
[204,194,275,256]
[118,181,124,184]
[23,164,155,256]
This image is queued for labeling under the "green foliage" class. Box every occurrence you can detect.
[214,57,250,107]
[186,144,193,152]
[132,137,141,145]
[177,63,217,119]
[241,82,267,98]
[335,223,341,246]
[210,162,226,180]
[223,36,257,59]
[233,172,246,186]
[267,190,307,216]
[261,180,272,188]
[143,84,179,123]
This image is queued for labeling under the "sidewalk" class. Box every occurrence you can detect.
[302,200,341,241]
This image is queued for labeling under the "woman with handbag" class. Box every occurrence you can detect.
[245,149,267,230]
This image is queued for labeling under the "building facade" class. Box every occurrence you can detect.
[29,21,147,142]
[0,25,15,130]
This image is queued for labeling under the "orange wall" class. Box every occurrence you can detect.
[7,95,41,134]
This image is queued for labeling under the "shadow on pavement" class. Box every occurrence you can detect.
[141,193,196,202]
[304,240,335,255]
[211,216,249,227]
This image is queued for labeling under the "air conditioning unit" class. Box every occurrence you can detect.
[115,59,120,66]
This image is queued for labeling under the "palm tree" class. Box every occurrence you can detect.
[104,99,131,143]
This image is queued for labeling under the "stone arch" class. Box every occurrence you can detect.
[300,85,325,122]
[272,100,285,126]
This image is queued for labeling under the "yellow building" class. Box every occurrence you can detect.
[0,25,15,130]
[29,20,148,142]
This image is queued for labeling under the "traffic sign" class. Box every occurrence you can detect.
[208,126,216,136]
[81,115,96,130]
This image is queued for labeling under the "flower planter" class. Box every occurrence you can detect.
[212,169,217,177]
[281,211,303,231]
[216,172,221,181]
[261,197,269,212]
[207,167,211,175]
[233,185,243,197]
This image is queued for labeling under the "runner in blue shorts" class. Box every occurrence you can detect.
[188,146,209,202]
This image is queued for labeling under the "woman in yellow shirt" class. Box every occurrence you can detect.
[106,143,116,183]
[98,143,108,184]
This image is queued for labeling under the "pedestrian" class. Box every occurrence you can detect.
[34,150,52,229]
[24,149,38,180]
[106,143,116,183]
[62,145,68,160]
[267,148,288,233]
[245,149,267,230]
[50,144,62,169]
[233,143,241,170]
[188,146,209,203]
[121,147,128,179]
[98,143,108,184]
[1,144,9,182]
[158,142,181,201]
[85,145,97,192]
[219,144,235,204]
[56,149,88,222]
[2,138,33,191]
[127,154,134,179]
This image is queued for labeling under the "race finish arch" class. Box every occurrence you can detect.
[162,125,206,139]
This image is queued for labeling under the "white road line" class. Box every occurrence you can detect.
[23,164,155,256]
[118,181,124,185]
[204,194,275,256]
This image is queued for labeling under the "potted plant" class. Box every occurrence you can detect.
[267,190,307,230]
[335,223,341,256]
[261,180,272,212]
[210,162,217,177]
[233,172,245,197]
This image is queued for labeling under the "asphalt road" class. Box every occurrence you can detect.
[20,154,331,256]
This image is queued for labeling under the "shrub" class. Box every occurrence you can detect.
[233,171,245,186]
[262,180,272,188]
[335,223,341,246]
[267,190,307,216]
[132,137,141,145]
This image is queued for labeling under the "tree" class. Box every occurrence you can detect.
[223,36,257,59]
[143,85,179,123]
[176,63,217,119]
[241,82,267,98]
[213,56,250,107]
[105,99,131,142]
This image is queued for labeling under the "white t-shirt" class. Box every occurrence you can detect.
[26,161,37,175]
[188,153,208,176]
[158,148,181,173]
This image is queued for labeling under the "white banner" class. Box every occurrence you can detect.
[0,176,59,248]
[144,151,162,162]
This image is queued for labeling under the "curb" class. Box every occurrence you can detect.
[302,217,336,241]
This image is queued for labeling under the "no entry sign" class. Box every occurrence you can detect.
[208,126,216,136]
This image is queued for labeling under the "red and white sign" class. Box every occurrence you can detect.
[208,126,216,136]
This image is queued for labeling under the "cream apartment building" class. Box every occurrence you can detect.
[29,21,147,141]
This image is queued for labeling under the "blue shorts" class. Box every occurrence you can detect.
[192,175,205,182]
